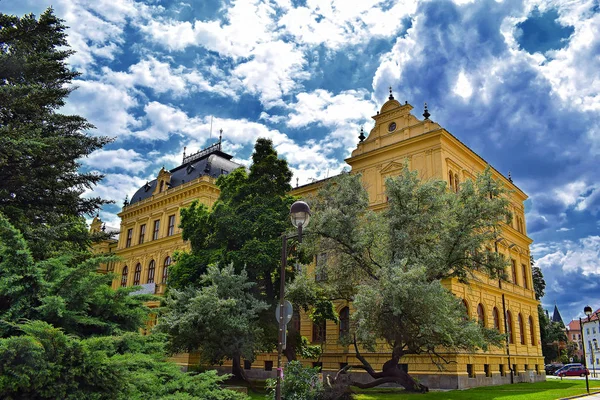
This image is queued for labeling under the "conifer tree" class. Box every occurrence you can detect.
[0,9,112,258]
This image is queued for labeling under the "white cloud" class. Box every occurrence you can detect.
[537,236,600,276]
[232,41,309,107]
[453,71,474,99]
[134,102,207,141]
[83,173,147,204]
[63,80,139,137]
[82,149,150,173]
[554,180,588,208]
[100,57,236,98]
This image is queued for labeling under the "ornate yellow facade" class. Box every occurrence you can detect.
[93,96,543,388]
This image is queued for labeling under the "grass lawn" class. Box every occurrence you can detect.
[246,379,600,399]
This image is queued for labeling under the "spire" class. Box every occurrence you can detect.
[552,304,564,325]
[388,86,394,100]
[358,126,365,142]
[423,102,430,120]
[508,171,513,183]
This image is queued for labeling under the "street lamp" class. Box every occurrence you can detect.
[276,201,311,400]
[580,305,593,394]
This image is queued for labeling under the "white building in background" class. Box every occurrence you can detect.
[581,311,600,377]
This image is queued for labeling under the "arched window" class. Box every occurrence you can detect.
[162,256,171,283]
[147,260,156,284]
[449,171,454,190]
[313,320,326,343]
[519,313,525,345]
[493,307,500,330]
[133,263,142,285]
[454,173,459,192]
[477,304,486,327]
[462,299,470,319]
[339,307,350,339]
[506,311,514,344]
[121,266,128,287]
[529,316,536,346]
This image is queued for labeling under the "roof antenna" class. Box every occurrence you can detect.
[183,146,187,162]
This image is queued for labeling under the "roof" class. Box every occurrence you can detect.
[552,305,564,324]
[129,143,242,205]
[567,320,581,331]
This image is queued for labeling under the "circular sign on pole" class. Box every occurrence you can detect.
[276,300,293,325]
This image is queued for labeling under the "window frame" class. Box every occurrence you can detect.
[168,215,175,236]
[162,256,171,283]
[133,263,142,285]
[121,265,129,287]
[138,224,146,244]
[147,260,156,284]
[153,220,160,240]
[126,228,133,248]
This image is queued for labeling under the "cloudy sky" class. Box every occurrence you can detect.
[5,0,600,322]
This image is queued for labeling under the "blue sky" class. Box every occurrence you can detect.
[4,0,600,323]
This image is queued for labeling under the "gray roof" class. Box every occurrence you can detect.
[129,146,242,205]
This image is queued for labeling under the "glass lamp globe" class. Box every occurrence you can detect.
[290,201,311,228]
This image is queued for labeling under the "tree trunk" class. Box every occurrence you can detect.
[343,338,428,393]
[231,355,258,392]
[283,329,298,361]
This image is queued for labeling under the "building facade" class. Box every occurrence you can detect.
[93,95,544,388]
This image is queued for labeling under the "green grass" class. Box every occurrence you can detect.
[245,379,600,400]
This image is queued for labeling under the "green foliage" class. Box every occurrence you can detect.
[531,256,545,301]
[0,8,112,259]
[538,304,567,363]
[158,263,268,365]
[0,321,248,400]
[0,212,149,337]
[266,361,324,400]
[299,167,511,366]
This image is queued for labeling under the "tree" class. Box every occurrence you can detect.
[531,256,545,301]
[0,320,248,400]
[0,9,112,259]
[289,168,510,392]
[0,212,149,338]
[157,264,268,382]
[170,138,313,361]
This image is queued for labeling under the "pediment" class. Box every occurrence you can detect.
[380,161,405,174]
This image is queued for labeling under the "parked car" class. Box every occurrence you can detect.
[545,363,564,375]
[557,366,590,377]
[554,363,584,376]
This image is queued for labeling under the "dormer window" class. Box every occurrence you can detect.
[186,164,195,175]
[143,182,151,192]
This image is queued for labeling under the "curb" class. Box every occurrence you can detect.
[560,390,600,399]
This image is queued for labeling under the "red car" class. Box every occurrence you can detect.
[558,366,590,377]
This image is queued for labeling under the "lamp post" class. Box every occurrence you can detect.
[580,305,593,394]
[276,201,311,400]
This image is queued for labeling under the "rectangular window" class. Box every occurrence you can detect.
[499,364,505,376]
[513,364,518,374]
[467,364,475,378]
[399,364,409,373]
[339,362,348,370]
[153,220,160,240]
[511,259,518,284]
[168,215,175,236]
[126,228,133,248]
[524,364,529,371]
[264,361,273,371]
[138,224,146,244]
[521,264,528,289]
[312,362,323,372]
[588,329,590,335]
[484,364,491,377]
[593,327,597,335]
[244,360,252,370]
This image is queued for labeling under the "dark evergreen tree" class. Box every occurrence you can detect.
[0,9,112,259]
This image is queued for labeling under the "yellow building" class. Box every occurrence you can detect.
[93,94,543,388]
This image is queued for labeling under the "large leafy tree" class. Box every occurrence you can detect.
[158,264,268,382]
[0,9,111,259]
[169,138,310,362]
[290,168,511,392]
[532,257,567,363]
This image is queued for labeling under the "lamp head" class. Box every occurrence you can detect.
[585,305,593,317]
[290,201,311,228]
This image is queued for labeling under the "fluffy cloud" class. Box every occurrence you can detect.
[63,80,139,137]
[81,148,150,173]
